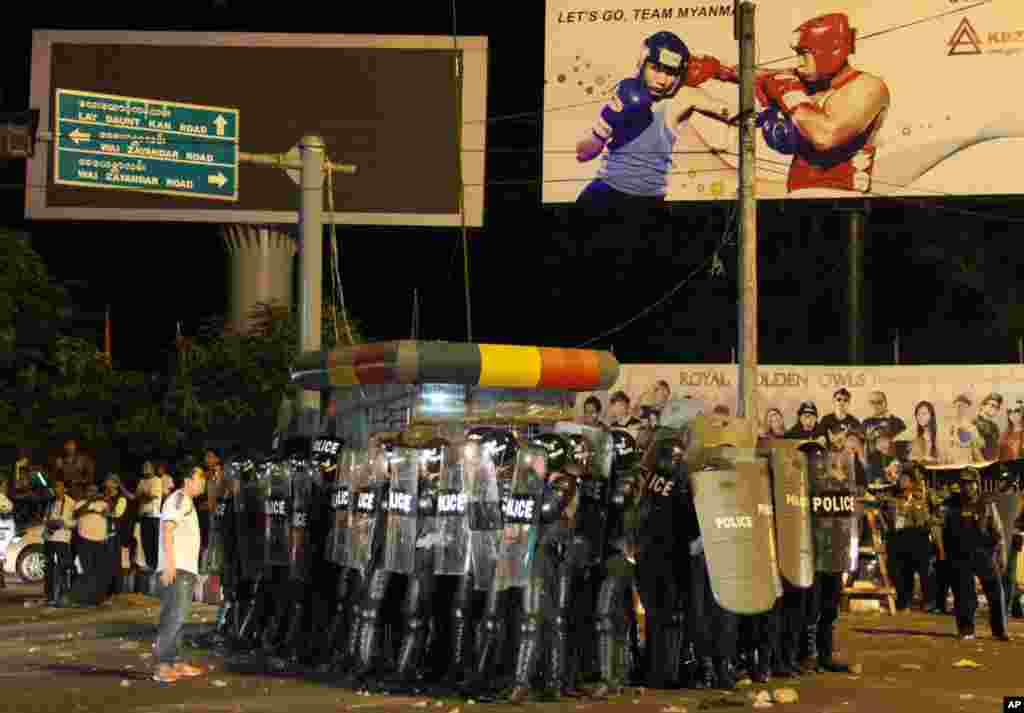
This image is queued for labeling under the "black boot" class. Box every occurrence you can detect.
[354,610,384,679]
[591,625,624,699]
[773,639,800,678]
[540,617,568,700]
[442,608,471,687]
[816,624,850,673]
[277,601,307,664]
[799,624,819,673]
[714,657,736,690]
[695,656,715,689]
[390,617,428,687]
[507,618,540,704]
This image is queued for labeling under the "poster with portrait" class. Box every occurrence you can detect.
[575,363,1024,472]
[543,0,1024,203]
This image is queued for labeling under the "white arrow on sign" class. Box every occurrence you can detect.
[208,172,228,188]
[213,115,227,137]
[68,128,91,144]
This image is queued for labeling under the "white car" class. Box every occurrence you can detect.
[4,524,45,584]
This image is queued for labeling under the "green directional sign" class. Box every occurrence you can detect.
[54,89,239,201]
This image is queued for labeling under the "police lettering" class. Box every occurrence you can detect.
[715,515,753,529]
[648,474,675,497]
[267,499,288,517]
[438,492,468,515]
[389,490,414,515]
[332,487,351,510]
[810,494,856,515]
[785,493,809,509]
[314,439,341,455]
[356,490,376,513]
[504,496,535,524]
[292,511,308,528]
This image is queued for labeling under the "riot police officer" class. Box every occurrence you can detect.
[882,469,933,612]
[943,467,1010,641]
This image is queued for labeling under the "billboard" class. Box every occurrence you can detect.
[27,31,487,226]
[575,363,1024,470]
[543,0,1024,203]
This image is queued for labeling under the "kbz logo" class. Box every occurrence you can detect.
[504,495,535,524]
[332,487,350,510]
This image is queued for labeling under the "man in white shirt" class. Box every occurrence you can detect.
[153,466,206,683]
[44,480,77,605]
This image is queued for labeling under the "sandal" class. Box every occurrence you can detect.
[153,666,180,683]
[173,662,204,677]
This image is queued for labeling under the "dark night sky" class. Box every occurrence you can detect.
[3,1,1024,373]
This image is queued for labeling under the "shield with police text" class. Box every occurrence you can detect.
[199,464,236,576]
[768,440,814,589]
[557,421,614,566]
[805,445,859,574]
[690,445,782,614]
[466,440,502,590]
[326,449,359,567]
[265,460,292,567]
[288,458,314,581]
[383,448,419,574]
[237,460,268,581]
[495,446,546,591]
[993,491,1023,570]
[435,445,471,576]
[348,452,383,574]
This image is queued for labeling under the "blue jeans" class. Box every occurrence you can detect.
[155,570,196,665]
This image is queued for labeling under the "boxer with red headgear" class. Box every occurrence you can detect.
[756,12,890,196]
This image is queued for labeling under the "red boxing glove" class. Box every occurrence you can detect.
[758,72,817,114]
[686,55,722,87]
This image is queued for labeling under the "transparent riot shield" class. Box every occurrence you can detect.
[495,445,546,591]
[434,444,471,576]
[265,460,292,567]
[768,439,814,589]
[199,463,236,576]
[237,460,268,581]
[289,459,313,582]
[325,449,360,567]
[347,451,382,574]
[690,446,782,614]
[383,448,419,574]
[805,445,860,574]
[466,440,502,590]
[557,422,614,566]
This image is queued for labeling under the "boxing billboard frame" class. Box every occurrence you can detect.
[26,30,487,227]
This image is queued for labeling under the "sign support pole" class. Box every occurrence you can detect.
[737,1,758,421]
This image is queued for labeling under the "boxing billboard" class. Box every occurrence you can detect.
[543,0,1024,203]
[574,363,1024,472]
[26,31,487,227]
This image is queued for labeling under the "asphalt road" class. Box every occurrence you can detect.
[0,581,1019,713]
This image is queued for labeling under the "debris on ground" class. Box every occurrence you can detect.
[898,663,923,671]
[772,689,798,704]
[953,659,982,668]
[211,680,228,688]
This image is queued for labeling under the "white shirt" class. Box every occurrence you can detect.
[137,476,163,517]
[157,490,200,576]
[44,495,77,544]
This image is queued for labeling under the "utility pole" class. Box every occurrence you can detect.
[736,1,758,421]
[848,208,865,364]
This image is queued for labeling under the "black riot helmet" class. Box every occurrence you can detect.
[643,430,687,477]
[480,429,518,474]
[610,429,640,472]
[531,432,574,475]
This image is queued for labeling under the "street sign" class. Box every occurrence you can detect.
[54,89,238,201]
[27,31,488,226]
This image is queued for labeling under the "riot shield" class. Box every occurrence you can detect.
[265,460,292,567]
[768,439,815,589]
[805,445,860,574]
[495,446,546,591]
[289,459,313,582]
[556,422,613,566]
[325,449,359,567]
[465,440,502,590]
[992,490,1022,569]
[383,448,419,574]
[237,460,268,581]
[690,444,782,615]
[435,444,471,576]
[199,463,236,576]
[348,452,383,574]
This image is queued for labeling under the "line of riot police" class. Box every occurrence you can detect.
[193,415,867,700]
